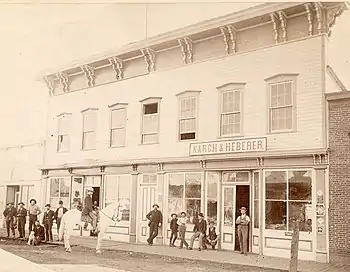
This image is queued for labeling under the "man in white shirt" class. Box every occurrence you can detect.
[235,206,250,255]
[55,200,68,240]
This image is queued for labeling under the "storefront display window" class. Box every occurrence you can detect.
[104,175,131,222]
[71,177,83,206]
[265,170,312,232]
[207,172,219,224]
[168,172,202,224]
[21,185,35,208]
[49,177,71,210]
[223,187,234,226]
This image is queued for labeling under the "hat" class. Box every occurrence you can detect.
[30,199,37,204]
[240,207,247,211]
[152,204,159,208]
[18,202,25,206]
[180,212,186,216]
[58,200,63,205]
[209,220,215,225]
[86,187,94,192]
[198,213,204,217]
[45,204,51,208]
[171,213,177,217]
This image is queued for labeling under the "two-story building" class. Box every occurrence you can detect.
[38,2,348,263]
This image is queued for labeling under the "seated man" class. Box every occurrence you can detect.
[28,220,45,246]
[81,187,98,233]
[189,213,207,251]
[203,221,220,250]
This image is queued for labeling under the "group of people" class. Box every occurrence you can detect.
[146,204,250,255]
[2,199,68,245]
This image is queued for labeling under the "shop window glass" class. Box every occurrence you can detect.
[265,170,312,232]
[71,177,83,206]
[49,177,71,210]
[223,187,234,226]
[207,172,219,225]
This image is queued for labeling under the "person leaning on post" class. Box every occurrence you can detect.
[146,204,163,246]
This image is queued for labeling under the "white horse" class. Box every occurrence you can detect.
[58,201,122,253]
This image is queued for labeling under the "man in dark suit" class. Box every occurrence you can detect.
[42,204,55,242]
[146,204,163,245]
[3,203,17,238]
[189,212,207,251]
[54,200,68,238]
[16,202,27,239]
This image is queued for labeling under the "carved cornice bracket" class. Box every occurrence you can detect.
[270,13,279,44]
[326,4,346,37]
[141,48,156,73]
[304,3,314,36]
[132,164,138,172]
[68,168,73,174]
[220,24,237,54]
[56,72,69,93]
[42,169,49,176]
[108,57,124,80]
[157,163,164,171]
[313,153,329,165]
[278,11,287,42]
[81,65,95,87]
[178,37,193,64]
[100,166,105,173]
[43,76,54,96]
[256,157,264,167]
[200,160,207,169]
[313,2,323,34]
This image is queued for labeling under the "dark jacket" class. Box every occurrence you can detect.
[42,210,55,225]
[54,207,68,219]
[193,219,207,234]
[146,210,163,226]
[17,207,27,218]
[82,196,93,215]
[170,218,178,231]
[3,207,17,221]
[34,225,45,239]
[208,227,217,241]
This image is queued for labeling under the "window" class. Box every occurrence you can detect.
[265,170,312,232]
[109,105,127,147]
[104,175,131,222]
[71,177,83,206]
[206,172,219,225]
[265,74,297,132]
[21,185,35,208]
[223,187,234,226]
[57,114,71,152]
[253,172,259,228]
[140,98,161,144]
[168,173,202,223]
[82,109,97,150]
[49,177,71,210]
[179,97,197,140]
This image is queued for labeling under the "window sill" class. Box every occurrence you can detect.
[81,148,96,151]
[267,129,297,135]
[109,145,126,149]
[139,142,160,146]
[178,138,198,143]
[217,134,243,140]
[57,150,69,154]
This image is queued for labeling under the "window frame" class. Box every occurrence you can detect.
[56,113,72,153]
[47,177,72,210]
[81,108,98,150]
[108,103,128,148]
[263,169,314,233]
[176,90,201,142]
[140,97,162,145]
[216,83,245,138]
[265,74,298,134]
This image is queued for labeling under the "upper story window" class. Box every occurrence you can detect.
[109,103,127,148]
[265,74,298,133]
[57,113,71,152]
[140,97,162,145]
[217,83,245,137]
[177,91,200,141]
[81,108,98,150]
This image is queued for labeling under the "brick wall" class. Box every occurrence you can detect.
[328,97,350,261]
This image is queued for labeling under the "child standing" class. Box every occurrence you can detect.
[169,213,178,247]
[204,221,220,250]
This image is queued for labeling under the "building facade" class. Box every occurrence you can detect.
[39,2,348,263]
[326,92,350,263]
[0,142,45,227]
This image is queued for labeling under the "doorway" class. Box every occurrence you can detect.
[92,187,100,207]
[6,186,20,205]
[235,185,250,251]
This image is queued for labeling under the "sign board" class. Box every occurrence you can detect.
[189,137,267,156]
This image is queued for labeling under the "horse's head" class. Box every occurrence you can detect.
[110,201,122,222]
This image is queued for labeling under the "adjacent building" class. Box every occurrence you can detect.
[38,2,348,263]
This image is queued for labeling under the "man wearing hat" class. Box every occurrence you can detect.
[146,204,163,245]
[3,203,17,238]
[28,199,41,233]
[235,206,250,255]
[17,202,27,238]
[189,212,207,251]
[82,187,98,233]
[54,200,68,238]
[42,204,55,242]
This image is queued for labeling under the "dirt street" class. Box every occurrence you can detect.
[0,239,283,272]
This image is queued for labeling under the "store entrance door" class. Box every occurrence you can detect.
[234,185,250,251]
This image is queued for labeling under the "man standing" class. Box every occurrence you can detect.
[82,187,98,233]
[42,204,55,242]
[16,202,27,239]
[3,203,17,238]
[28,199,41,232]
[235,206,250,255]
[189,213,207,251]
[146,204,162,245]
[54,200,68,239]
